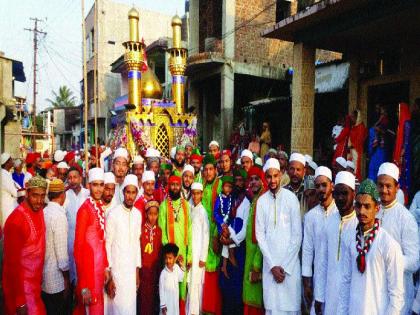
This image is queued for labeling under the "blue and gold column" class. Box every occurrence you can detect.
[169,15,187,114]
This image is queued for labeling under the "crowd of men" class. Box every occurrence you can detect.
[1,140,420,315]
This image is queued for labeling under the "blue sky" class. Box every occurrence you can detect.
[0,0,185,111]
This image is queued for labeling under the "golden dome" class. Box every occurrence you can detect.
[171,15,182,26]
[141,67,163,99]
[128,7,139,19]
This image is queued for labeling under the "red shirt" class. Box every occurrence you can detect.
[3,201,46,314]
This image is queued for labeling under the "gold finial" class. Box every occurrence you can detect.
[171,15,182,49]
[128,7,139,42]
[141,67,163,99]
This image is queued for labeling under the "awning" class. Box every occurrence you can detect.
[12,60,26,82]
[315,62,349,93]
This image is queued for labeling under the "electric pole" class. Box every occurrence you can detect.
[25,17,46,149]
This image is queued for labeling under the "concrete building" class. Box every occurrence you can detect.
[82,0,173,143]
[186,0,340,149]
[0,52,26,157]
[262,0,420,181]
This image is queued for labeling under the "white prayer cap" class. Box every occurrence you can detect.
[346,160,355,170]
[289,152,306,166]
[182,164,195,176]
[146,147,160,158]
[255,157,263,167]
[142,170,156,183]
[308,160,318,171]
[236,158,241,166]
[191,182,203,191]
[104,172,116,185]
[240,149,253,161]
[113,148,129,161]
[263,158,281,173]
[88,167,105,183]
[209,140,219,148]
[378,162,399,181]
[57,161,69,169]
[335,157,347,169]
[122,174,139,191]
[1,152,11,165]
[14,159,22,167]
[133,155,144,165]
[304,154,313,163]
[54,150,67,162]
[315,166,332,181]
[335,171,355,190]
[170,147,176,160]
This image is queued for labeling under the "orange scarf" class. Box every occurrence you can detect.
[167,198,189,246]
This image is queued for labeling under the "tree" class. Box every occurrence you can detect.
[46,86,76,108]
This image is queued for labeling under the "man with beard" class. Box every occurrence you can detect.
[181,164,194,203]
[65,167,90,286]
[219,149,233,177]
[285,152,307,216]
[190,151,203,184]
[106,174,142,315]
[158,175,192,315]
[315,171,358,315]
[112,148,130,205]
[102,172,116,216]
[173,146,187,176]
[57,162,70,182]
[201,154,222,315]
[301,167,337,314]
[240,149,254,172]
[3,176,48,315]
[376,162,419,315]
[243,166,267,315]
[132,155,145,196]
[255,158,302,315]
[74,168,110,315]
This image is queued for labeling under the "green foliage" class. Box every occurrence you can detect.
[46,86,76,108]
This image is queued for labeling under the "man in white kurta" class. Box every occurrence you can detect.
[1,153,18,227]
[255,158,302,315]
[64,167,90,284]
[111,148,130,205]
[187,182,209,315]
[376,162,419,315]
[106,174,142,315]
[315,171,358,315]
[301,167,337,315]
[337,179,404,315]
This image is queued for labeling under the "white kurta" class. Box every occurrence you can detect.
[106,204,142,315]
[377,200,419,315]
[409,191,420,226]
[114,182,124,205]
[255,188,302,313]
[336,228,404,315]
[315,211,358,315]
[65,186,90,282]
[187,202,210,315]
[302,201,337,314]
[1,168,18,228]
[160,264,185,315]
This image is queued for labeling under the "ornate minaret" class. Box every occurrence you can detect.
[168,15,187,114]
[123,8,145,112]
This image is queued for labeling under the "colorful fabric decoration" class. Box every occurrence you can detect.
[356,218,380,273]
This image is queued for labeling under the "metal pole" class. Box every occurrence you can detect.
[82,0,89,174]
[94,0,99,166]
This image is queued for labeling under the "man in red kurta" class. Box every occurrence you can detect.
[134,170,157,220]
[73,168,109,315]
[3,175,48,315]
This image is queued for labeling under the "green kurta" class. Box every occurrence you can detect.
[158,197,192,299]
[243,193,263,308]
[202,178,222,272]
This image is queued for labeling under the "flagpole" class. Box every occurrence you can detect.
[82,0,89,174]
[94,0,99,166]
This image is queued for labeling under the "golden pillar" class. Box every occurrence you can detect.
[123,8,145,155]
[169,15,187,114]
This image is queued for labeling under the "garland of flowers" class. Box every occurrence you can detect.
[167,197,188,245]
[89,197,105,232]
[144,223,156,254]
[220,195,233,224]
[356,218,380,273]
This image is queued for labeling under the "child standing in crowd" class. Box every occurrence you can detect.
[214,176,237,278]
[139,200,163,315]
[159,243,185,315]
